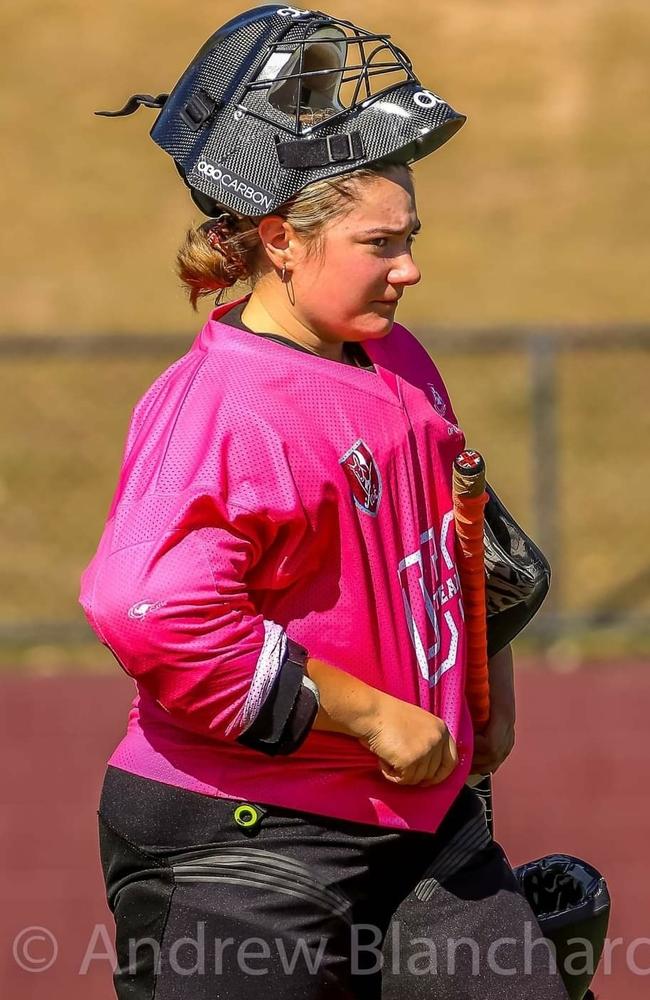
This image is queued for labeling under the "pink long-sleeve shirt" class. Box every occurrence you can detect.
[80,297,474,833]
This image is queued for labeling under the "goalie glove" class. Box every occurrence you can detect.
[484,482,551,657]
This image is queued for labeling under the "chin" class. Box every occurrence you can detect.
[362,314,395,339]
[342,310,395,343]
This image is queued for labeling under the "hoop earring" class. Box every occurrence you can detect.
[286,271,296,306]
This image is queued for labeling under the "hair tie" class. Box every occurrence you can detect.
[205,228,223,250]
[200,214,250,286]
[203,214,236,250]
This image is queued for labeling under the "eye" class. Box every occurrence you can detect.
[367,233,419,249]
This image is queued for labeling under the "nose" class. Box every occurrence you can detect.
[388,251,421,289]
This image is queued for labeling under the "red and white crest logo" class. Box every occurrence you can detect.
[340,438,382,516]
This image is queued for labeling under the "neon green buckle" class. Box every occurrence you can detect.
[233,803,263,828]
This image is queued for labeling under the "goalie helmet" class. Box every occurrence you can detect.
[513,854,611,1000]
[96,4,466,217]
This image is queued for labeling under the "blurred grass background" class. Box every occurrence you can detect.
[1,0,649,670]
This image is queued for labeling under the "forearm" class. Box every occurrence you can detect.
[305,656,383,738]
[487,643,515,719]
[471,643,516,774]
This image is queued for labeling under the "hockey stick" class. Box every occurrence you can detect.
[451,450,494,835]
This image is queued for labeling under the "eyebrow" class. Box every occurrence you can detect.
[361,220,422,237]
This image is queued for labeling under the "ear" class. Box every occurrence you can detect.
[256,216,302,272]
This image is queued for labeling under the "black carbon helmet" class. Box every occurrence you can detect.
[97,4,466,217]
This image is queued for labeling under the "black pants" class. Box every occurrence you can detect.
[98,766,568,999]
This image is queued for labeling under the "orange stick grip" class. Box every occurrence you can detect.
[453,485,490,732]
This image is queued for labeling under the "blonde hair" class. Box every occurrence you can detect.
[176,163,411,309]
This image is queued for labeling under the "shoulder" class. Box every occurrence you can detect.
[364,320,435,372]
[363,321,457,422]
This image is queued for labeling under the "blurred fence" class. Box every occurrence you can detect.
[2,325,649,657]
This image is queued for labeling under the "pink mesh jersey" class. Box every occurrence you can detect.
[80,297,474,833]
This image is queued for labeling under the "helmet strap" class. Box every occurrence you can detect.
[275,131,365,169]
[95,93,168,118]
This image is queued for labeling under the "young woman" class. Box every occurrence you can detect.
[82,162,567,999]
[84,7,569,999]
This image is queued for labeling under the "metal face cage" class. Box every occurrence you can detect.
[240,13,418,136]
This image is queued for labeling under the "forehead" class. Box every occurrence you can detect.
[341,170,417,228]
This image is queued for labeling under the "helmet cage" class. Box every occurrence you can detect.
[239,16,418,137]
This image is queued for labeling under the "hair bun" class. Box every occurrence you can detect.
[199,215,248,285]
[177,214,255,308]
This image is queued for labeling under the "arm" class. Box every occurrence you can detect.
[305,656,458,787]
[80,496,318,756]
[306,656,382,736]
[486,642,515,718]
[471,642,516,774]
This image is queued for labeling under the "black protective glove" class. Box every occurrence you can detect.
[484,482,551,657]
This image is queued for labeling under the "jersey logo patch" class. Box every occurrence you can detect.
[339,438,382,517]
[426,383,447,416]
[127,600,165,621]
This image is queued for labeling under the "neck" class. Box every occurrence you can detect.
[241,277,344,363]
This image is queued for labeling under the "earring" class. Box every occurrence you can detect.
[281,264,287,282]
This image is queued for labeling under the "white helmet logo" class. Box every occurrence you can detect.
[413,89,441,109]
[278,6,310,17]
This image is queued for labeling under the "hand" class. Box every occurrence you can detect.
[471,705,515,774]
[471,644,516,774]
[359,693,458,787]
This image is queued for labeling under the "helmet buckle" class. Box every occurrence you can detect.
[325,132,354,163]
[180,89,218,132]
